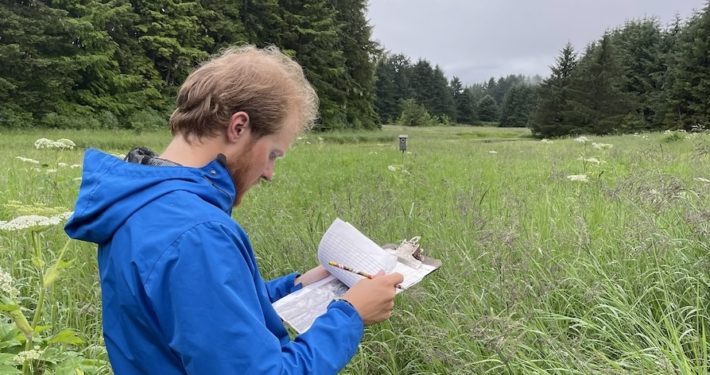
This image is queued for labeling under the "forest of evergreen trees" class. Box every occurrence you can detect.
[0,0,379,131]
[375,4,710,137]
[1,1,709,137]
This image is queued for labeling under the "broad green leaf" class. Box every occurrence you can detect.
[48,329,84,346]
[0,304,20,312]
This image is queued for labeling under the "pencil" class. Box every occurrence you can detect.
[328,261,403,289]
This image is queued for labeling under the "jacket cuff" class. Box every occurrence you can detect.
[328,299,364,330]
[265,272,302,302]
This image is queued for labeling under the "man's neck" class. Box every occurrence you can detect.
[160,135,225,168]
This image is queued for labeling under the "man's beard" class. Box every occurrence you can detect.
[227,144,256,207]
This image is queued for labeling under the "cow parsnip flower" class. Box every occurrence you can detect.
[566,174,589,182]
[0,212,73,231]
[0,266,18,299]
[34,137,76,150]
[592,142,613,150]
[13,348,43,364]
[16,156,39,164]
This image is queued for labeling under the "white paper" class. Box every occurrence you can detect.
[318,218,398,287]
[272,218,440,334]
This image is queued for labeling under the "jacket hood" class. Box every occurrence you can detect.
[65,148,236,244]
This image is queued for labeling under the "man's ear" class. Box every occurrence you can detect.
[226,111,250,143]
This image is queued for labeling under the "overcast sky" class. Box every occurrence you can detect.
[367,0,707,85]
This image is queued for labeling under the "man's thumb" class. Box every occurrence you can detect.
[387,272,404,284]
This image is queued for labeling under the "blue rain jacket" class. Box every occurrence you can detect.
[65,149,363,374]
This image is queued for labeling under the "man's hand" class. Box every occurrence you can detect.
[342,272,404,325]
[294,265,330,287]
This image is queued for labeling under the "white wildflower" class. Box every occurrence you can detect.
[577,157,601,164]
[488,150,498,154]
[566,174,589,182]
[34,138,53,149]
[70,164,81,169]
[0,212,73,231]
[574,136,590,143]
[58,162,68,167]
[13,348,43,364]
[541,139,553,144]
[0,266,19,299]
[45,169,57,173]
[34,138,75,150]
[663,130,673,135]
[72,177,82,182]
[16,156,39,164]
[56,212,73,220]
[695,177,710,183]
[592,142,613,150]
[387,165,397,172]
[56,138,75,148]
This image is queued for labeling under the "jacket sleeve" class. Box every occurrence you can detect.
[265,273,302,303]
[144,222,364,375]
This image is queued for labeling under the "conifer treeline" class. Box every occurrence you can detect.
[1,1,709,136]
[375,3,710,137]
[373,54,540,127]
[531,9,710,138]
[0,0,378,130]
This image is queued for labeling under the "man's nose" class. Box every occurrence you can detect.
[262,167,274,182]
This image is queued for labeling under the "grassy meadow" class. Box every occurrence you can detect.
[0,125,709,374]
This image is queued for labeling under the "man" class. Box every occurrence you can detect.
[65,45,403,374]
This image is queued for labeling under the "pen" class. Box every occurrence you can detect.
[328,261,403,289]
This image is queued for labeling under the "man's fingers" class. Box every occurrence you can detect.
[387,272,404,285]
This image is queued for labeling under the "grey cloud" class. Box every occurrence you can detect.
[368,0,706,84]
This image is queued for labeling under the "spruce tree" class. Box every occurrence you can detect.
[408,59,438,116]
[567,35,636,134]
[374,53,413,123]
[529,43,578,137]
[331,0,378,129]
[609,18,665,129]
[132,0,211,89]
[200,0,248,51]
[451,77,476,124]
[242,0,283,46]
[374,55,399,124]
[408,60,455,121]
[280,0,347,130]
[663,5,710,129]
[431,66,456,121]
[477,95,499,122]
[499,84,537,127]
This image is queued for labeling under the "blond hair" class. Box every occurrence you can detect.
[170,45,318,139]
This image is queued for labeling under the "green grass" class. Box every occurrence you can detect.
[0,126,709,374]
